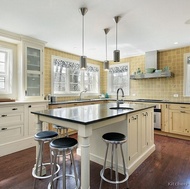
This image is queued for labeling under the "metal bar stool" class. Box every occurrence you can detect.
[53,125,72,163]
[53,125,69,137]
[99,132,129,189]
[32,131,60,182]
[48,137,80,189]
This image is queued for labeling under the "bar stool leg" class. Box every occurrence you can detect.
[99,143,109,189]
[35,141,42,177]
[50,149,58,189]
[62,151,66,189]
[115,144,119,189]
[71,150,78,186]
[120,144,129,189]
[110,144,114,180]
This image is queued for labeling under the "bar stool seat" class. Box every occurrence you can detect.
[99,132,129,189]
[48,137,80,189]
[32,131,60,180]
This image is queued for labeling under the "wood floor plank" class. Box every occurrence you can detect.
[1,134,190,189]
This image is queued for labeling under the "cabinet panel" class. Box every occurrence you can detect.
[0,125,23,143]
[0,105,24,114]
[128,113,140,165]
[28,103,47,135]
[0,112,24,126]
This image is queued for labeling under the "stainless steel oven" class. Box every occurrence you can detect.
[154,104,161,130]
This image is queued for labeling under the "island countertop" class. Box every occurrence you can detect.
[32,102,155,125]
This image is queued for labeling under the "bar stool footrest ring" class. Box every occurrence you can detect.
[47,174,80,189]
[100,166,129,184]
[32,163,60,179]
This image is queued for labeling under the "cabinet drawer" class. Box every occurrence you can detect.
[0,105,24,114]
[168,104,190,110]
[0,125,24,143]
[0,112,24,126]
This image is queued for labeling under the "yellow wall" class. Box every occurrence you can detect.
[44,46,190,102]
[44,47,104,101]
[108,46,190,102]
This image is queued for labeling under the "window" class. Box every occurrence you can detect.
[52,56,100,95]
[107,63,130,95]
[0,47,13,94]
[183,53,190,96]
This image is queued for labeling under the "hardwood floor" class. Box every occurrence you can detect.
[1,134,190,189]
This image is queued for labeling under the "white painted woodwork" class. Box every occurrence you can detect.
[0,101,48,157]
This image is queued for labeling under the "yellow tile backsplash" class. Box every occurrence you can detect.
[44,46,190,102]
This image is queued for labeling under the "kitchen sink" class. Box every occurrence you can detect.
[110,107,133,110]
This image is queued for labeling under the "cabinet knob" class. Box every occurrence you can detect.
[28,105,32,108]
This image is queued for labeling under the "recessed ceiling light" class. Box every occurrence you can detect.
[174,42,178,45]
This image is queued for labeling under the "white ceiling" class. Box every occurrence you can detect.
[1,0,190,61]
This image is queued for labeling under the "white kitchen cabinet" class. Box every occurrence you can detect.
[18,38,45,101]
[168,104,190,136]
[27,102,48,136]
[127,112,140,165]
[0,105,24,143]
[0,101,48,156]
[127,108,154,173]
[140,109,154,153]
[25,43,44,98]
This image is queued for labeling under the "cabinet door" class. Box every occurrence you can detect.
[140,109,154,153]
[25,45,43,98]
[28,103,47,135]
[169,109,185,135]
[127,113,140,165]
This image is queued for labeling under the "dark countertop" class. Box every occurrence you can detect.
[125,99,190,104]
[48,98,190,105]
[32,102,155,125]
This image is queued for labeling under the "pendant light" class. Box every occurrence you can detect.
[103,28,110,71]
[113,16,121,62]
[79,7,88,69]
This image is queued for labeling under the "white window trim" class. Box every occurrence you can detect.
[0,41,17,99]
[183,53,190,97]
[51,56,100,96]
[107,62,130,96]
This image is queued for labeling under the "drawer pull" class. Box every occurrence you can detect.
[1,114,7,117]
[12,108,18,110]
[180,107,186,108]
[1,128,7,130]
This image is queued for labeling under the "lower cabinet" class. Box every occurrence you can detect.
[127,108,154,169]
[0,101,48,156]
[168,104,190,136]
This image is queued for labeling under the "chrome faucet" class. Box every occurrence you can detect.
[80,89,87,100]
[116,88,124,108]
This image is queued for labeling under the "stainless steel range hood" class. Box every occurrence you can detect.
[130,51,174,80]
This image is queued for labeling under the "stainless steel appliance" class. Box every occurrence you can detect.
[135,99,162,130]
[154,104,161,130]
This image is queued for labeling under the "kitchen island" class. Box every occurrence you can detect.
[32,102,155,189]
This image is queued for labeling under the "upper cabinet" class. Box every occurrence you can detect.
[25,45,42,97]
[18,38,46,100]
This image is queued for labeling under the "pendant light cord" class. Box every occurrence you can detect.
[116,22,118,50]
[82,14,84,56]
[105,33,107,60]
